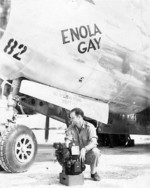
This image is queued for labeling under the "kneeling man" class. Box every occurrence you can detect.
[65,108,101,181]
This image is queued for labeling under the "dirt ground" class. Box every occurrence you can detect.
[0,114,150,188]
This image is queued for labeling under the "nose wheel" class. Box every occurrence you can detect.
[15,135,35,163]
[0,125,37,173]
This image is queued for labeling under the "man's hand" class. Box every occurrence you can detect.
[80,148,86,161]
[65,140,71,148]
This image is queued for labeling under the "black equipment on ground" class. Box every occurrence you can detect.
[53,143,86,175]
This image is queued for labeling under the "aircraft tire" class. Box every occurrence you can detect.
[0,165,4,171]
[117,134,128,146]
[108,134,128,147]
[0,125,37,173]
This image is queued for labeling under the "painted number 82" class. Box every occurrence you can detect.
[4,39,27,61]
